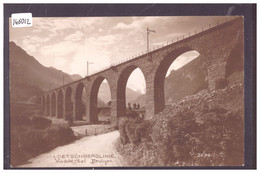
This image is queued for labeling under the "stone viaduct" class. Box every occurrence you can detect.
[41,17,244,124]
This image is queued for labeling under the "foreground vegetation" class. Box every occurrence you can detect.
[10,104,76,166]
[116,84,244,166]
[9,103,118,166]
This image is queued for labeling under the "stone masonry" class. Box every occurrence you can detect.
[41,17,244,124]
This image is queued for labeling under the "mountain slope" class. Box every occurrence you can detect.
[98,82,141,104]
[164,56,208,103]
[133,56,208,107]
[9,42,141,103]
[9,42,82,102]
[133,41,243,107]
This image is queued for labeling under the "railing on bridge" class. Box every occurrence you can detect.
[90,17,232,76]
[46,17,236,93]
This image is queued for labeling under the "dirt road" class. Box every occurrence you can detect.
[19,131,126,168]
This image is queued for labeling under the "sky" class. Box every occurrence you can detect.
[9,16,233,93]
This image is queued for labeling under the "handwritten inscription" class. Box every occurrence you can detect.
[11,13,32,28]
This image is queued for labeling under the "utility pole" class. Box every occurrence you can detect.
[147,27,156,61]
[49,83,52,91]
[87,61,94,76]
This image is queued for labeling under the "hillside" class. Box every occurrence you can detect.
[133,41,243,107]
[133,56,208,107]
[9,42,141,104]
[9,42,82,102]
[164,56,208,103]
[98,82,141,105]
[117,82,244,166]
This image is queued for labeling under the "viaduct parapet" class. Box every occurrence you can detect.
[40,17,244,124]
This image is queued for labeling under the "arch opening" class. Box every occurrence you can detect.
[42,96,45,106]
[57,90,64,119]
[117,66,146,119]
[65,87,73,120]
[97,79,112,123]
[46,95,50,116]
[90,77,111,123]
[154,49,201,114]
[75,83,86,121]
[51,92,56,117]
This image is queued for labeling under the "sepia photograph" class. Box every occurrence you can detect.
[4,4,256,169]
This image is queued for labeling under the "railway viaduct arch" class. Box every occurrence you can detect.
[41,17,243,124]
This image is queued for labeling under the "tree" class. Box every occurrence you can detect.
[137,103,140,109]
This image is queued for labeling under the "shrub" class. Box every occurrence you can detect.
[10,126,30,165]
[150,109,199,165]
[116,117,154,166]
[126,110,140,119]
[125,118,141,144]
[31,116,52,129]
[10,126,47,165]
[65,114,74,126]
[118,117,130,145]
[10,124,76,166]
[118,115,144,145]
[10,115,31,127]
[117,103,244,166]
[195,106,243,166]
[136,120,153,142]
[150,105,243,166]
[45,125,75,148]
[19,128,47,155]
